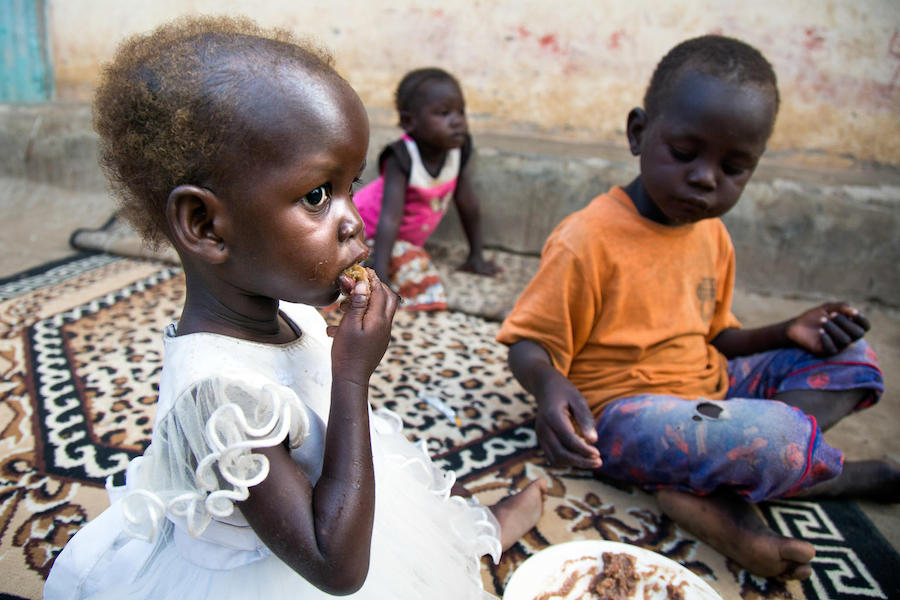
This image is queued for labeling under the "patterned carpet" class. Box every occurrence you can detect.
[1,253,898,600]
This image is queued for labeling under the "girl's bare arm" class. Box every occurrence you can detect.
[453,163,499,275]
[372,155,407,282]
[239,276,397,594]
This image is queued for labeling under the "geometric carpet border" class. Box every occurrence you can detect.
[28,263,179,486]
[762,500,900,599]
[0,252,121,301]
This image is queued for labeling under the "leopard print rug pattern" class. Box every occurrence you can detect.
[4,254,886,600]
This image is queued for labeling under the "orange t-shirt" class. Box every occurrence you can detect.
[497,186,741,416]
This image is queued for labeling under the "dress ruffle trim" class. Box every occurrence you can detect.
[372,408,502,575]
[120,381,311,542]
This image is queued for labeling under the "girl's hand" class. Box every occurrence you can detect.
[786,302,870,356]
[457,255,502,277]
[327,269,399,386]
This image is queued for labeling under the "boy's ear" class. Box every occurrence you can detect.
[626,107,648,156]
[166,184,229,264]
[399,110,415,133]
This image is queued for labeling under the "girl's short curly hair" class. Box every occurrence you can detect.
[93,15,336,247]
[644,35,779,123]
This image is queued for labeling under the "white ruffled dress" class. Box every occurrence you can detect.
[44,303,501,599]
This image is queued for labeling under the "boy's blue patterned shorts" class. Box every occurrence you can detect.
[592,340,883,502]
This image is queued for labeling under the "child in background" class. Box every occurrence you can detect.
[498,35,896,580]
[44,17,545,599]
[353,67,499,310]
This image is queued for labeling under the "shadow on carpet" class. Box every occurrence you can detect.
[1,254,898,599]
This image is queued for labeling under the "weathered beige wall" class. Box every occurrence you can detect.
[49,0,900,166]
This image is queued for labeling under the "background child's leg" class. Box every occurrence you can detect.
[387,240,447,310]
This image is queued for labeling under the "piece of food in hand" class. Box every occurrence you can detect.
[342,264,370,295]
[569,412,586,440]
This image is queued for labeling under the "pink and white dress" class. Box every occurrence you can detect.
[353,135,471,310]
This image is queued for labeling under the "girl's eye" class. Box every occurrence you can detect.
[302,184,331,208]
[669,145,695,162]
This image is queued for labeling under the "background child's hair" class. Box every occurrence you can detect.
[644,34,779,120]
[93,15,335,247]
[394,67,460,115]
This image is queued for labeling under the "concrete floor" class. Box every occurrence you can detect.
[2,163,898,554]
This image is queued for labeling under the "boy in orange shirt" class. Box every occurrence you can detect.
[497,35,895,580]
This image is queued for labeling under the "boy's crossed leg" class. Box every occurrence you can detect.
[779,386,900,503]
[656,488,814,579]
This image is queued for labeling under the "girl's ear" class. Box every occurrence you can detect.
[166,184,229,264]
[626,107,648,156]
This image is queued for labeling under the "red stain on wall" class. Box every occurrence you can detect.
[803,27,825,51]
[539,33,560,53]
[607,29,626,50]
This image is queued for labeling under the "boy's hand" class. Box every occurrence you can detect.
[786,302,870,356]
[457,255,502,277]
[535,377,603,470]
[328,269,399,386]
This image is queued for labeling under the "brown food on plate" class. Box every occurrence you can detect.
[532,551,639,600]
[591,552,638,600]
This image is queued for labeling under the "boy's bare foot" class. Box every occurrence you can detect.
[491,479,548,551]
[796,459,900,503]
[656,489,815,579]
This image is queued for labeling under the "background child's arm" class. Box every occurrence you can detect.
[712,301,870,359]
[372,155,407,283]
[239,277,398,594]
[453,163,500,276]
[509,339,602,469]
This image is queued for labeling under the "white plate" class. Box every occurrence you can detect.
[503,540,722,600]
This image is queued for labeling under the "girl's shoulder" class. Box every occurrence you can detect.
[378,138,413,175]
[377,135,474,175]
[156,304,330,417]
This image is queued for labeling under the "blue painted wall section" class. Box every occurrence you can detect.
[1,0,53,102]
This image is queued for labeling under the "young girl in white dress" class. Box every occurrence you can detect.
[43,15,545,600]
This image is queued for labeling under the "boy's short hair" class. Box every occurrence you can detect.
[93,15,335,246]
[394,67,460,114]
[644,35,779,119]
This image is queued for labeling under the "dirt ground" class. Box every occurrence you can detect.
[1,174,898,553]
